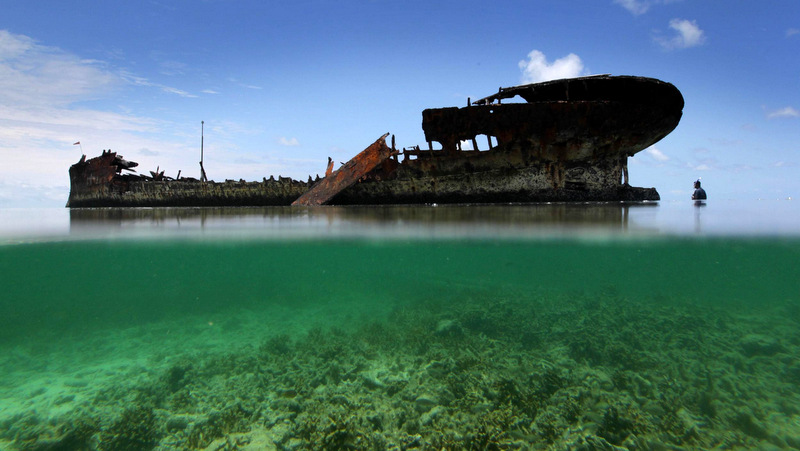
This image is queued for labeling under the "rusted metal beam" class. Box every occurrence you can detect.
[292,133,398,206]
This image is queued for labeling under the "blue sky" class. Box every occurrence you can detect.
[1,0,798,207]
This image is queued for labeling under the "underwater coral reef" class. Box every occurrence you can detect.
[2,285,800,450]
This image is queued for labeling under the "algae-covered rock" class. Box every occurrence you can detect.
[100,406,159,451]
[740,334,785,357]
[414,395,438,413]
[434,319,462,337]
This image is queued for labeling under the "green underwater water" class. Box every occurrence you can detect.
[1,237,798,341]
[1,236,800,449]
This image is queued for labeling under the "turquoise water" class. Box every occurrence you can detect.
[2,238,798,341]
[1,203,799,449]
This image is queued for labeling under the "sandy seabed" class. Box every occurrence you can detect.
[2,287,800,450]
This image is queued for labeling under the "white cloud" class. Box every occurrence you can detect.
[786,28,800,38]
[656,19,706,50]
[614,0,651,15]
[614,0,681,15]
[773,161,798,168]
[163,86,195,98]
[228,78,263,90]
[646,147,670,162]
[0,29,35,58]
[518,50,587,84]
[159,60,187,76]
[0,30,152,146]
[119,71,197,98]
[0,30,118,107]
[279,137,300,146]
[767,106,800,119]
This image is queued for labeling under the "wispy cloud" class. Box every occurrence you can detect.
[0,30,118,107]
[614,0,651,15]
[656,19,706,50]
[688,163,711,171]
[159,60,187,76]
[228,77,263,90]
[0,30,157,142]
[279,137,300,146]
[767,106,800,119]
[139,148,160,156]
[120,71,197,98]
[614,0,681,15]
[0,29,35,58]
[646,147,670,162]
[633,146,722,176]
[786,28,800,38]
[519,50,588,84]
[162,86,195,98]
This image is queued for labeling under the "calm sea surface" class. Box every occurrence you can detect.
[1,201,798,449]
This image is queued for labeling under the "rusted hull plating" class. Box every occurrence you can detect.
[293,133,398,206]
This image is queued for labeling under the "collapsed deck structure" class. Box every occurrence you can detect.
[67,75,684,208]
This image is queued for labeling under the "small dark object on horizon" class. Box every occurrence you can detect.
[692,179,707,201]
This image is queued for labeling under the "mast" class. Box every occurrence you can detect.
[199,120,208,182]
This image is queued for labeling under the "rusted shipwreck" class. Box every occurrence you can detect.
[67,75,683,208]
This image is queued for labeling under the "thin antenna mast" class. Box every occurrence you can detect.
[199,120,208,182]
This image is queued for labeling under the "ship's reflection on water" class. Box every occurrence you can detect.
[67,203,660,239]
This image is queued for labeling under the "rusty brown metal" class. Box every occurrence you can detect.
[292,133,398,206]
[325,157,334,177]
[67,151,133,197]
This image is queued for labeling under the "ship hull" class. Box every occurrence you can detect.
[334,167,659,204]
[67,164,658,208]
[67,75,680,207]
